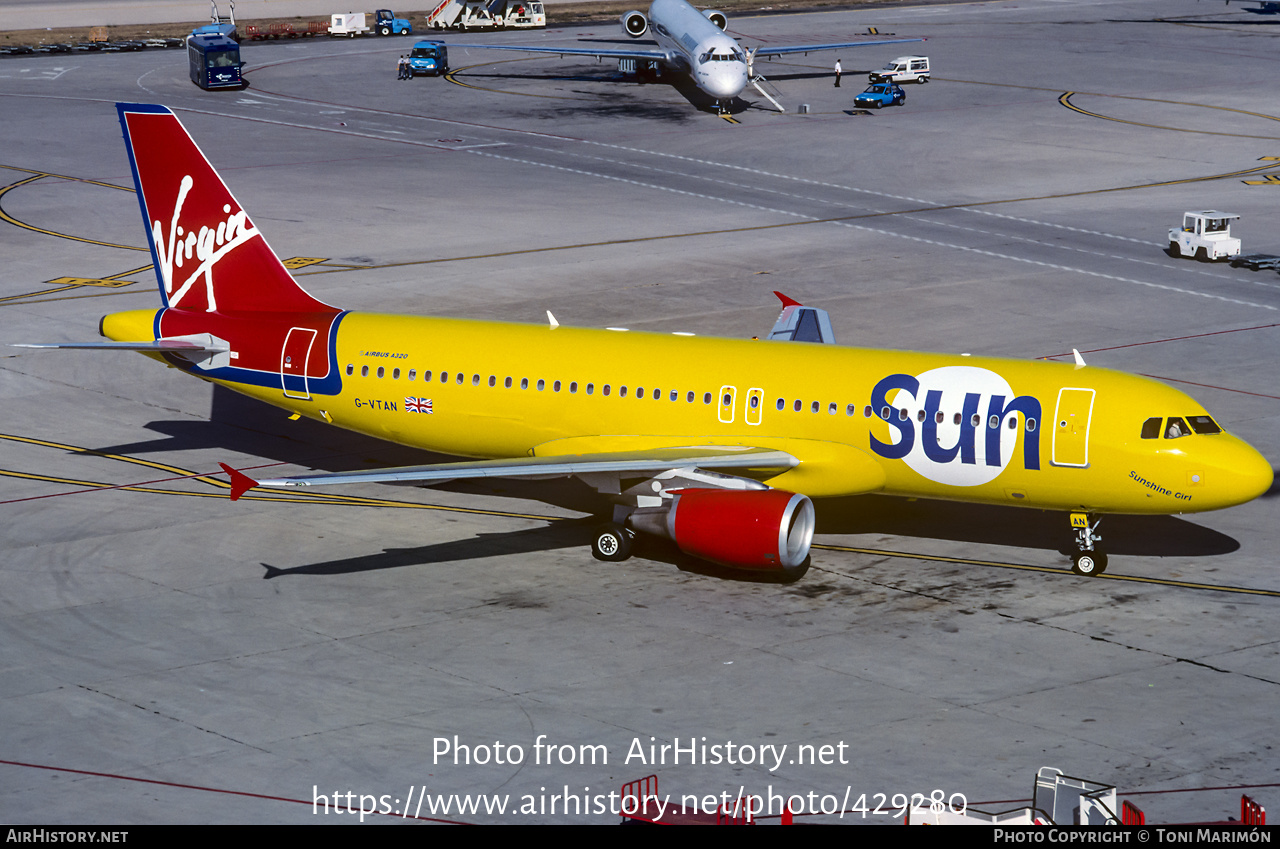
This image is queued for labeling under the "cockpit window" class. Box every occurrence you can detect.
[1164,417,1190,439]
[1187,415,1222,434]
[698,49,743,64]
[1141,417,1162,439]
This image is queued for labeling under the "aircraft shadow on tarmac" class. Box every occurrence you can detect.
[470,66,749,116]
[95,387,1242,576]
[261,519,810,584]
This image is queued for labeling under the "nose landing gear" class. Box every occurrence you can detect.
[1070,512,1107,576]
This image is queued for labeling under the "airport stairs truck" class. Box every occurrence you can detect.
[425,0,545,30]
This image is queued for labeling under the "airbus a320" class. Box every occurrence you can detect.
[21,104,1273,580]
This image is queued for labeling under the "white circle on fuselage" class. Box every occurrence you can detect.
[885,366,1020,487]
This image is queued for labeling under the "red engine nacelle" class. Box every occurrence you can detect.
[663,489,814,572]
[621,10,648,38]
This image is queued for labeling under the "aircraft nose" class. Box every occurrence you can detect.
[1205,436,1273,508]
[707,65,748,99]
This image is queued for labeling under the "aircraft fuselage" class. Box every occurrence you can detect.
[103,307,1274,518]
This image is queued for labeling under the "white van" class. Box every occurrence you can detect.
[870,56,930,84]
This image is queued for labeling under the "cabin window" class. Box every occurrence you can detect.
[488,375,496,387]
[637,387,644,399]
[880,406,891,419]
[554,380,561,392]
[456,373,464,385]
[377,366,384,378]
[1188,415,1221,434]
[521,378,529,390]
[1006,416,1017,430]
[916,409,926,423]
[829,403,837,415]
[393,368,400,379]
[361,365,369,377]
[847,404,856,416]
[704,393,712,404]
[863,405,871,417]
[723,392,732,406]
[619,386,627,397]
[751,396,760,409]
[794,400,803,412]
[1165,417,1190,439]
[586,383,594,395]
[441,372,448,383]
[1026,418,1037,432]
[408,369,416,381]
[603,385,611,396]
[537,379,545,391]
[570,381,578,394]
[898,408,908,421]
[971,413,981,427]
[777,398,785,411]
[346,364,353,376]
[687,392,695,403]
[671,390,678,401]
[954,413,962,425]
[935,411,944,424]
[424,370,432,382]
[505,376,512,388]
[472,374,480,385]
[988,415,999,429]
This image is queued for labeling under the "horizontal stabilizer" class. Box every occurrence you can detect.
[245,447,799,490]
[13,338,229,353]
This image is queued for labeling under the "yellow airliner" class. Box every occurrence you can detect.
[28,104,1273,578]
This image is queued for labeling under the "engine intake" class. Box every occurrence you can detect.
[621,10,648,38]
[702,9,728,30]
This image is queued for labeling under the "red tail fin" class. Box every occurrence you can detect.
[117,103,335,315]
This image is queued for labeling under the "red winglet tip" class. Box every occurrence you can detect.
[219,463,258,501]
[773,290,802,308]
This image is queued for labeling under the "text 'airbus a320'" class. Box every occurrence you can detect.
[20,104,1273,581]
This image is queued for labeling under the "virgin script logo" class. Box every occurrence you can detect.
[152,174,259,312]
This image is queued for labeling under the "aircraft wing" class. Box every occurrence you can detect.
[455,43,678,63]
[752,36,923,59]
[223,447,798,499]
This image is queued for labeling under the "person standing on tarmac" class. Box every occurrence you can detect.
[834,58,842,87]
[397,55,408,80]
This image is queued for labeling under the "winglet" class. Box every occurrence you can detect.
[773,291,803,308]
[1072,348,1087,367]
[220,463,258,501]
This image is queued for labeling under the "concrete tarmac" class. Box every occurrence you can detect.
[1,0,1277,824]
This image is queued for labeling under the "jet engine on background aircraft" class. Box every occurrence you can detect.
[632,489,815,572]
[621,10,648,37]
[702,9,727,29]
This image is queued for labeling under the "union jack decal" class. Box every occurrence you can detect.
[404,396,433,414]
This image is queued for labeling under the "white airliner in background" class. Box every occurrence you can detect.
[459,0,923,112]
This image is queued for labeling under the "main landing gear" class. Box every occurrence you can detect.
[592,523,635,562]
[1070,512,1107,577]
